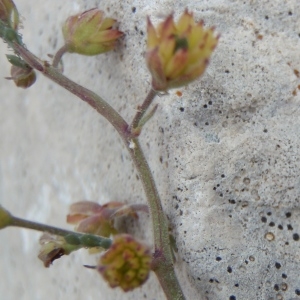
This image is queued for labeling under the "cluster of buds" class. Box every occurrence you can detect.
[0,3,220,293]
[0,1,35,88]
[0,0,35,88]
[146,9,218,91]
[62,8,124,56]
[67,202,151,290]
[97,234,152,291]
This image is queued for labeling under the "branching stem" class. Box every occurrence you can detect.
[11,42,185,300]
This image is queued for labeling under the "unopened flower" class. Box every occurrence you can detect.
[6,65,36,88]
[38,233,81,267]
[62,8,124,56]
[0,205,12,229]
[67,200,148,237]
[146,9,218,91]
[0,0,19,29]
[98,234,152,291]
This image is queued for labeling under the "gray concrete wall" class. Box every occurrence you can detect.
[0,0,300,299]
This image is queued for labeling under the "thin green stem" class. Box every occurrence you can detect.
[13,43,129,139]
[131,88,157,130]
[11,42,185,300]
[52,44,69,68]
[10,216,112,249]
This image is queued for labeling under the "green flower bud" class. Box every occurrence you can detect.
[0,22,22,45]
[0,0,19,29]
[146,9,218,91]
[0,205,12,229]
[62,8,124,56]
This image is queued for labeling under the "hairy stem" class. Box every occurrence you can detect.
[12,42,185,300]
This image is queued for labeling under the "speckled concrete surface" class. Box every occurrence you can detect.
[0,1,300,299]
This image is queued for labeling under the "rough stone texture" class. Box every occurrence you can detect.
[0,0,300,300]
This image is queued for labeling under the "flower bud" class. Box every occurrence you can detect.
[0,0,19,29]
[67,200,148,237]
[38,233,81,267]
[0,205,12,229]
[8,65,36,88]
[98,234,152,291]
[62,8,124,56]
[146,9,218,91]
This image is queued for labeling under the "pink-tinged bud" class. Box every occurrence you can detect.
[62,8,124,56]
[97,234,152,291]
[7,65,36,88]
[146,9,219,91]
[67,200,148,237]
[0,0,19,29]
[0,205,12,229]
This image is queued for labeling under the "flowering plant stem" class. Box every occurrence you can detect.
[12,42,185,300]
[10,215,112,249]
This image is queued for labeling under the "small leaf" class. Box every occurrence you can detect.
[6,54,28,69]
